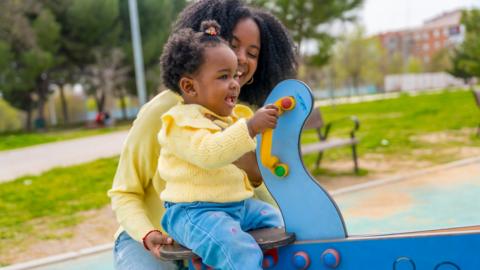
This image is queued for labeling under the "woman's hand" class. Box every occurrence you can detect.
[143,230,173,259]
[247,104,279,137]
[233,151,263,187]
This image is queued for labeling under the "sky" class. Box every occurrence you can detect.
[360,0,480,35]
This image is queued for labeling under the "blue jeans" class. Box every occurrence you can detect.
[162,199,283,270]
[113,230,184,270]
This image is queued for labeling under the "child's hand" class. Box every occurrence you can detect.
[144,230,173,259]
[247,104,279,137]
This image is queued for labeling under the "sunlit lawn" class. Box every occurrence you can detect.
[301,89,480,170]
[0,157,118,261]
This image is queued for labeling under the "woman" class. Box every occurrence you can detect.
[108,1,297,269]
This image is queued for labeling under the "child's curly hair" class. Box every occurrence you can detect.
[160,20,226,94]
[171,0,298,106]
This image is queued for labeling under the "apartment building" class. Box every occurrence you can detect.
[377,10,464,64]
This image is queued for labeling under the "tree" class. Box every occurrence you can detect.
[85,48,129,117]
[31,8,62,128]
[1,0,187,130]
[406,56,423,73]
[428,48,452,72]
[58,0,187,113]
[450,9,480,83]
[118,0,187,96]
[449,48,473,84]
[249,0,363,66]
[330,26,382,94]
[0,1,61,130]
[384,52,404,75]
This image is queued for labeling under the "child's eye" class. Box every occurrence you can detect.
[219,74,228,80]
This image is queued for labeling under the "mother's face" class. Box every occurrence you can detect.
[230,18,260,87]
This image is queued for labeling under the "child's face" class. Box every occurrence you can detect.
[187,45,240,117]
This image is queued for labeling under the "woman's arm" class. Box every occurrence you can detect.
[108,91,181,243]
[233,151,263,187]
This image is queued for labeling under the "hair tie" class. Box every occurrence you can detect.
[205,26,217,36]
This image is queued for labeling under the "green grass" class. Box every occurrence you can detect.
[0,157,118,247]
[0,124,130,151]
[301,89,480,169]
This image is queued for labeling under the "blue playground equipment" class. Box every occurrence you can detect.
[160,79,480,270]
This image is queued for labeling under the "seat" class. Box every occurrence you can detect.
[158,227,295,261]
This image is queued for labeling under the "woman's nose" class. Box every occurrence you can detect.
[236,48,247,64]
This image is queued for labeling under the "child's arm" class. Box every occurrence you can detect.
[160,105,278,170]
[161,117,256,169]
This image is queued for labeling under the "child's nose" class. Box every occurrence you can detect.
[231,78,240,91]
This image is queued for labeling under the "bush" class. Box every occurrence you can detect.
[0,98,23,132]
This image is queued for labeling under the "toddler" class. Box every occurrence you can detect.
[157,20,283,270]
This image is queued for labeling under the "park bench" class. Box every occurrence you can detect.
[473,89,480,137]
[301,107,360,173]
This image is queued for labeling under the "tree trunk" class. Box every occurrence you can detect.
[35,73,50,130]
[25,108,32,131]
[119,93,127,120]
[352,76,360,96]
[36,96,47,131]
[95,90,105,114]
[25,95,33,131]
[59,84,69,124]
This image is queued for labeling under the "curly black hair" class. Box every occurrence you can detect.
[160,20,226,93]
[246,8,298,105]
[171,0,298,106]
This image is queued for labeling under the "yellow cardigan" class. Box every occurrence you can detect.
[108,90,276,242]
[158,104,256,203]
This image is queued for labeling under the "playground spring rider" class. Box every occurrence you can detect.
[160,79,480,270]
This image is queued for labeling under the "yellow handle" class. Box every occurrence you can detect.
[260,96,295,177]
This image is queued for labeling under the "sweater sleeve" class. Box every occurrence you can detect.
[108,90,181,241]
[160,116,256,170]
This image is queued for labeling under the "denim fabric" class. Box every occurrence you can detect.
[162,199,283,270]
[113,231,183,270]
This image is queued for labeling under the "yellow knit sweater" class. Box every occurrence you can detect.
[108,90,276,242]
[157,103,257,203]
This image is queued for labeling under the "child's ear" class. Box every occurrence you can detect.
[179,77,197,97]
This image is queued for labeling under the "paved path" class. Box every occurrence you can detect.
[0,131,128,183]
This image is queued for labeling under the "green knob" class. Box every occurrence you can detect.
[274,165,287,177]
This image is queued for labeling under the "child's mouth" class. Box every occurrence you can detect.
[225,95,237,107]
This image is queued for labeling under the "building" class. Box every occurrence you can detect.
[377,10,464,64]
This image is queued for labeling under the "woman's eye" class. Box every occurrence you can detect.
[248,52,258,58]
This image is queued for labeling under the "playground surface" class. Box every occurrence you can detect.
[334,157,480,235]
[5,157,478,270]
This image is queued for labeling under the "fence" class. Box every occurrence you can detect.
[384,72,467,92]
